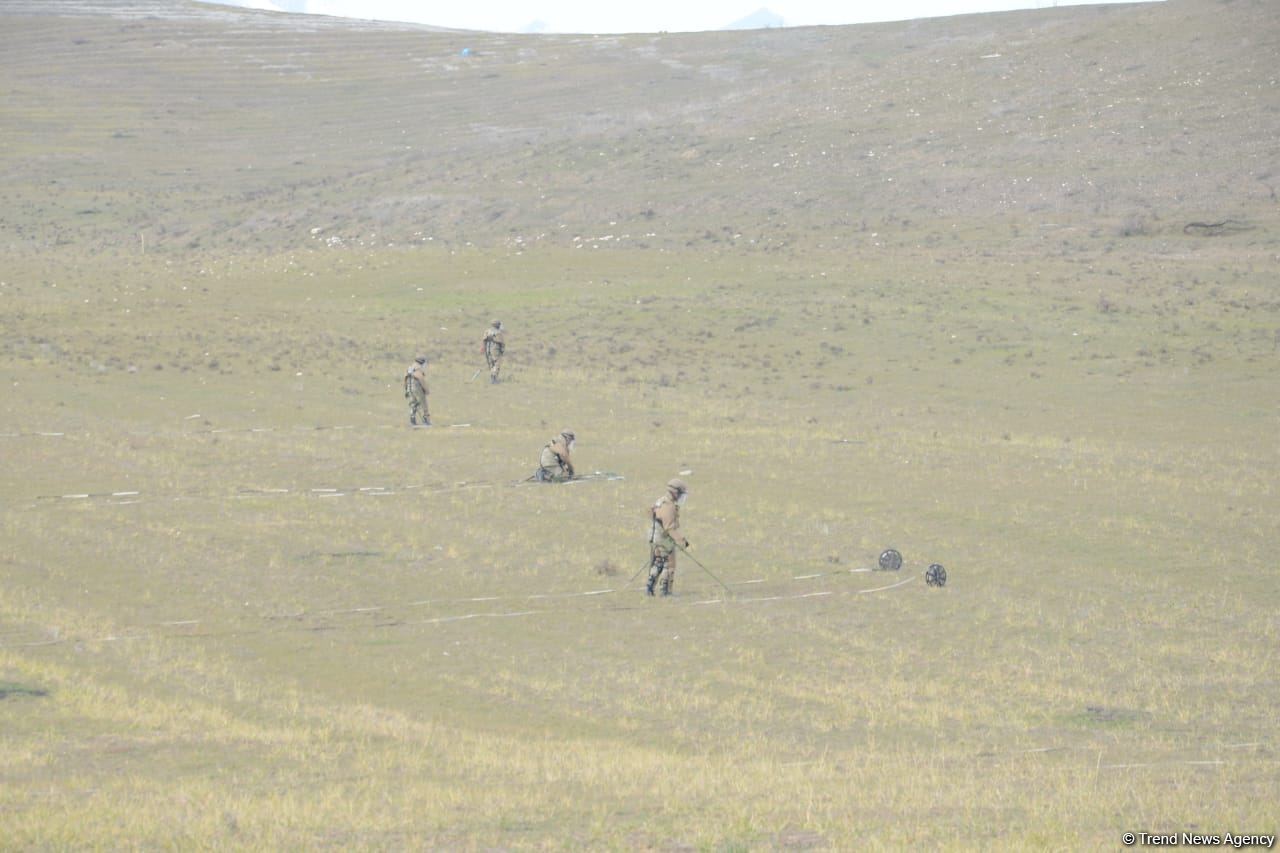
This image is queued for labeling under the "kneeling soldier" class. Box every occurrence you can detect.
[647,478,690,597]
[536,429,576,482]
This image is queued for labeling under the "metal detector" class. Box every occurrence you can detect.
[675,543,733,597]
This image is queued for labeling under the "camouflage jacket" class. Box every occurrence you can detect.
[405,362,428,395]
[650,495,687,548]
[539,436,573,475]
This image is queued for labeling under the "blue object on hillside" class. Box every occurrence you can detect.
[460,47,472,57]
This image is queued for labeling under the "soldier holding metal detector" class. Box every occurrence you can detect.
[646,478,691,596]
[481,319,505,384]
[404,355,430,426]
[535,429,576,482]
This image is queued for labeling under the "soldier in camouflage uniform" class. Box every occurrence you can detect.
[535,429,576,482]
[646,478,690,597]
[404,355,430,426]
[482,320,505,384]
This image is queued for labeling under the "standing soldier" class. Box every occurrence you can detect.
[646,478,690,597]
[482,319,505,384]
[535,429,576,482]
[404,355,430,426]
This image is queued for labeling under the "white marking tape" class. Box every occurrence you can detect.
[0,559,921,650]
[415,614,478,625]
[316,605,382,616]
[527,589,616,600]
[4,422,492,440]
[857,577,914,594]
[1101,760,1226,769]
[30,474,626,504]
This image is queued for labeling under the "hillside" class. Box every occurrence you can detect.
[1,0,1276,256]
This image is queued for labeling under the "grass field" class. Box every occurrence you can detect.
[2,0,1278,848]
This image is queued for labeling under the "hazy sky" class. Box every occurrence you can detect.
[224,0,1164,33]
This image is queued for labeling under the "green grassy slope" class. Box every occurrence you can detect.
[1,0,1277,848]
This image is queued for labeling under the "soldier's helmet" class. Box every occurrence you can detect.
[414,355,427,364]
[491,319,502,329]
[561,429,576,442]
[667,478,688,496]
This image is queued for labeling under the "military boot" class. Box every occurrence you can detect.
[660,577,673,596]
[645,574,657,597]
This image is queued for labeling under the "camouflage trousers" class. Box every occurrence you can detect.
[485,351,503,383]
[647,542,677,595]
[407,386,429,424]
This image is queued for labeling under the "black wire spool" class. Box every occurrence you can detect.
[877,548,903,572]
[925,563,947,587]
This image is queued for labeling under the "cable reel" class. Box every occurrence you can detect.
[925,563,947,587]
[878,548,948,587]
[877,548,903,571]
